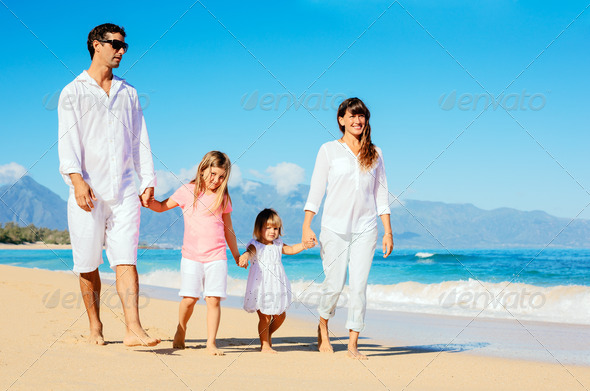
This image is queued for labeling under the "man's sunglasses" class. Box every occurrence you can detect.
[97,39,129,53]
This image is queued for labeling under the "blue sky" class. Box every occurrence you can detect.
[1,0,589,219]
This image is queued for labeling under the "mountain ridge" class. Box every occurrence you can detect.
[1,176,588,249]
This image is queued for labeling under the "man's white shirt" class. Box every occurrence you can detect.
[58,71,155,201]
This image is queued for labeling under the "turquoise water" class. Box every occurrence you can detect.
[2,248,589,325]
[1,248,588,287]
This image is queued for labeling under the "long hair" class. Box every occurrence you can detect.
[337,97,378,171]
[190,151,231,212]
[253,208,283,242]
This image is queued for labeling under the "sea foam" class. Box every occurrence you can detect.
[125,268,590,326]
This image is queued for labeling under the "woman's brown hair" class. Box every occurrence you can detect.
[337,97,378,170]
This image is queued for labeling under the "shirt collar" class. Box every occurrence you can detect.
[76,70,126,95]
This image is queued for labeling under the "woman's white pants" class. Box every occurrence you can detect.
[318,227,377,332]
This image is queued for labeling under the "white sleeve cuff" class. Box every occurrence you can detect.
[377,206,391,216]
[304,201,319,214]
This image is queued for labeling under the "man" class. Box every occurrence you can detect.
[58,23,160,346]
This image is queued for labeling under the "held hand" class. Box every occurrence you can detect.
[302,226,317,247]
[303,239,316,250]
[238,253,250,269]
[73,179,97,212]
[382,234,394,258]
[140,187,154,207]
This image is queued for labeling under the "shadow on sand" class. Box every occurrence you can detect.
[136,336,489,357]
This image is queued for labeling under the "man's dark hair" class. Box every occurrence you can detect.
[87,23,126,60]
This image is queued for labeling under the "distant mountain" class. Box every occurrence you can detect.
[390,200,590,248]
[2,176,590,248]
[0,176,68,230]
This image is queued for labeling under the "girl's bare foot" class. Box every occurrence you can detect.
[173,325,186,349]
[206,343,225,356]
[317,325,333,353]
[347,347,368,360]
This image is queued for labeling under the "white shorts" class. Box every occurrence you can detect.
[68,192,141,273]
[178,257,227,299]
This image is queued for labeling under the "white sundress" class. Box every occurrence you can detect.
[243,239,292,315]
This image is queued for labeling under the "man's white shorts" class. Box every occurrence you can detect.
[179,257,227,299]
[68,192,141,273]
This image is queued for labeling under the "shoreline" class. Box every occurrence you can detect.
[135,278,590,366]
[0,241,72,250]
[51,267,590,366]
[0,242,159,250]
[2,264,590,390]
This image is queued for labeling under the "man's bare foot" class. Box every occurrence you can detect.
[261,346,278,354]
[173,325,186,349]
[123,325,161,347]
[206,344,225,356]
[318,325,334,353]
[347,347,368,360]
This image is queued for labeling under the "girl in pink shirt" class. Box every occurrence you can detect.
[148,151,240,355]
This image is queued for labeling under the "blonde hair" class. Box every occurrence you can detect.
[253,208,283,241]
[190,151,231,212]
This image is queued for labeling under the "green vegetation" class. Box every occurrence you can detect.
[0,222,70,245]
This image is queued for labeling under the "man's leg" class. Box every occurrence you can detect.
[68,191,106,344]
[79,269,104,345]
[116,264,160,347]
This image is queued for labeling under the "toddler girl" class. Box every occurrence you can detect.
[239,208,314,353]
[149,151,239,355]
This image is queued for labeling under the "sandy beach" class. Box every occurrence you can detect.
[1,265,589,390]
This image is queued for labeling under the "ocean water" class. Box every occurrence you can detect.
[2,248,589,326]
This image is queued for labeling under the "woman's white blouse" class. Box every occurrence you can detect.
[304,140,391,235]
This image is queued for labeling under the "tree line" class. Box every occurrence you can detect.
[0,222,70,245]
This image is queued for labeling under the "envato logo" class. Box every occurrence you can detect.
[439,89,546,111]
[289,291,352,310]
[42,288,150,310]
[439,288,546,310]
[42,91,151,111]
[241,89,347,111]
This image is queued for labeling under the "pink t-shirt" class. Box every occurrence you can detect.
[171,184,233,263]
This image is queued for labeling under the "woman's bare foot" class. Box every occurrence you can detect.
[173,325,186,349]
[317,325,333,353]
[261,346,278,354]
[123,325,161,347]
[347,347,368,360]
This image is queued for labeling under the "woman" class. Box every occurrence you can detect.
[302,97,393,360]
